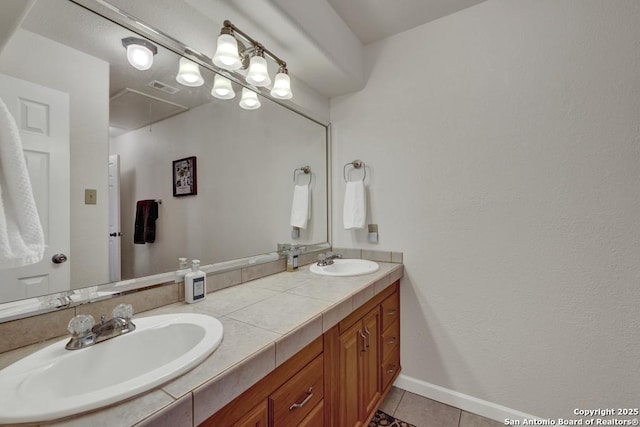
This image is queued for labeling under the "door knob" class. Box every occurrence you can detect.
[52,253,68,264]
[109,232,122,237]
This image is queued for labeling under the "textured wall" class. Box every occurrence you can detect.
[331,0,640,419]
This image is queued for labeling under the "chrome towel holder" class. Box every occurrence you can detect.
[293,165,311,185]
[343,160,366,182]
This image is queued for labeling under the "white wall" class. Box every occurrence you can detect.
[0,29,110,289]
[331,0,640,420]
[111,96,326,279]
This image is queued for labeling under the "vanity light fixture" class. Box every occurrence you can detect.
[212,20,293,103]
[239,87,261,110]
[211,74,235,99]
[176,57,204,87]
[122,37,157,71]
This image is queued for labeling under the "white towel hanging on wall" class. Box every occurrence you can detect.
[343,180,367,229]
[0,97,45,268]
[290,184,311,229]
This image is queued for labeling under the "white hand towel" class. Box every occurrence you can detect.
[0,97,44,268]
[343,180,367,229]
[290,184,310,229]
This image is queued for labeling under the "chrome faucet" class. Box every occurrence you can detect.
[65,304,136,350]
[316,252,342,266]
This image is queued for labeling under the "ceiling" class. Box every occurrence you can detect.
[327,0,487,45]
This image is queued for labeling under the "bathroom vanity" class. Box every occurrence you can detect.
[203,278,401,427]
[0,258,403,426]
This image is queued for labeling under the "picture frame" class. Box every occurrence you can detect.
[173,156,197,196]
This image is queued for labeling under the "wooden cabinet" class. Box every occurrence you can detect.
[325,281,401,427]
[202,281,401,427]
[232,401,268,427]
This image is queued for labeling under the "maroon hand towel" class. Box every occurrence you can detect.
[134,200,158,244]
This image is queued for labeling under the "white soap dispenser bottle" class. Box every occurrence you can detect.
[184,259,206,303]
[174,257,189,283]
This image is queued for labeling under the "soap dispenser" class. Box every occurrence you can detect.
[174,257,189,283]
[286,246,299,272]
[184,259,206,303]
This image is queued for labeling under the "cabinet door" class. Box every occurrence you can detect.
[338,320,364,427]
[232,400,268,427]
[360,308,381,419]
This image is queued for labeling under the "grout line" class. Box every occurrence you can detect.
[392,388,406,416]
[457,409,462,427]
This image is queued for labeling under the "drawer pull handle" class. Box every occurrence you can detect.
[289,387,314,410]
[386,310,397,316]
[364,327,371,348]
[386,364,397,374]
[359,331,367,354]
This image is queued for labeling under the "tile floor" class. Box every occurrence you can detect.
[379,387,504,427]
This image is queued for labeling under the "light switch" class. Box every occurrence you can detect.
[85,189,97,205]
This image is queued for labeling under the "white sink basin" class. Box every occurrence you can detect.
[0,313,223,423]
[310,259,379,277]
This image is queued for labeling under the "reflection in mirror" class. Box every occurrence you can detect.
[0,0,328,321]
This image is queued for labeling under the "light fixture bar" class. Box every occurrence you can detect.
[222,20,287,69]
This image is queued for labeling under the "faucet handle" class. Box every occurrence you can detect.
[112,303,133,320]
[317,253,326,261]
[67,314,95,337]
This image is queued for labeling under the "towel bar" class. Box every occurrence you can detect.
[293,166,311,186]
[343,160,366,182]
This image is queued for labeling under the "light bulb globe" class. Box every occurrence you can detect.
[213,34,242,70]
[239,88,261,110]
[270,72,293,99]
[176,58,204,87]
[246,55,271,87]
[211,74,236,100]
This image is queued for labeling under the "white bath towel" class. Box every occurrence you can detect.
[290,184,311,229]
[0,97,44,268]
[343,180,367,229]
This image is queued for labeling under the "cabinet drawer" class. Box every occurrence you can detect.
[299,400,324,427]
[381,319,399,361]
[381,291,399,331]
[270,354,324,426]
[381,349,400,392]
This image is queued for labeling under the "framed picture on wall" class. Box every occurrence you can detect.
[173,156,197,196]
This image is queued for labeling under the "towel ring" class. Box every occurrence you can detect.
[293,166,311,186]
[343,160,366,183]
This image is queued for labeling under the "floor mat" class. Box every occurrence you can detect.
[369,410,417,427]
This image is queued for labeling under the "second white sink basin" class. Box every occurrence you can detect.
[310,259,379,277]
[0,312,223,423]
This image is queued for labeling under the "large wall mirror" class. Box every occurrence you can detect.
[0,0,328,321]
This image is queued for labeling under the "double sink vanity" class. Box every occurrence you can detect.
[0,254,403,426]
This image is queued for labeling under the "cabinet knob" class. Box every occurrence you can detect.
[386,364,397,374]
[388,337,396,345]
[386,309,397,316]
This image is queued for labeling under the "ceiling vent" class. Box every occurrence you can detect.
[146,80,179,94]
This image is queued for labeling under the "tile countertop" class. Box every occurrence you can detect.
[0,262,403,427]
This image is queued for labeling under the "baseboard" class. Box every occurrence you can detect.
[393,374,541,423]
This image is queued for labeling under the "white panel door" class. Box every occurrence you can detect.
[0,74,70,302]
[108,154,121,282]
